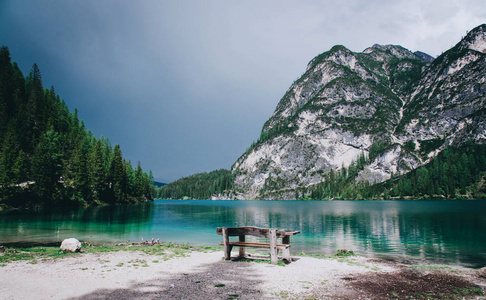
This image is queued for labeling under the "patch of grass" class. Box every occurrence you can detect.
[345,260,366,268]
[83,244,121,253]
[115,262,124,267]
[335,249,355,257]
[214,283,225,288]
[0,246,78,264]
[0,242,218,265]
[272,291,294,299]
[297,252,331,259]
[455,287,484,295]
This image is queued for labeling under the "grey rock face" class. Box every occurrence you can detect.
[60,238,82,252]
[230,24,486,199]
[414,51,435,63]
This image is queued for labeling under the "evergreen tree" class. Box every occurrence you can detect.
[31,128,63,204]
[72,135,92,202]
[109,145,127,203]
[90,140,106,203]
[135,162,144,198]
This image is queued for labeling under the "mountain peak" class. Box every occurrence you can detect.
[461,23,486,53]
[413,51,435,63]
[363,44,416,59]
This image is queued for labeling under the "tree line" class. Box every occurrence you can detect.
[390,143,486,199]
[158,169,234,199]
[0,46,154,209]
[306,143,486,200]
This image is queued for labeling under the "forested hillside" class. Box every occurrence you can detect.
[306,143,486,200]
[0,46,154,209]
[158,169,233,199]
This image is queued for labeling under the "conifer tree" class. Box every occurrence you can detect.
[135,162,144,198]
[31,128,63,203]
[90,140,106,203]
[72,135,92,202]
[109,145,127,203]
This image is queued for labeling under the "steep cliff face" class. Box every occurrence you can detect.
[231,24,486,199]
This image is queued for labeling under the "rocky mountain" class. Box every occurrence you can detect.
[229,24,486,200]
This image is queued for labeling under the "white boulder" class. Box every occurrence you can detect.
[60,238,82,252]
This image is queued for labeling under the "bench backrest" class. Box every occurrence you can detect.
[216,226,289,238]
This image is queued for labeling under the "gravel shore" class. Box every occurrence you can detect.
[1,249,485,299]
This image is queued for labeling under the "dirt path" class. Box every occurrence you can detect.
[1,250,485,299]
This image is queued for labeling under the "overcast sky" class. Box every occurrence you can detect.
[0,1,484,182]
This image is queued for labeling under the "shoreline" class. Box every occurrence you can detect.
[1,244,485,299]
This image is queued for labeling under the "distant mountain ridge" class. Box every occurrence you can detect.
[160,24,486,200]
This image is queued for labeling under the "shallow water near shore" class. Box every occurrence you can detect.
[1,199,485,268]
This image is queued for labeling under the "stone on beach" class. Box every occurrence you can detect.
[60,238,81,252]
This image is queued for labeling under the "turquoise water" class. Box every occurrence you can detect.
[1,200,485,267]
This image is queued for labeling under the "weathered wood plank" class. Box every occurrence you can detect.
[283,230,301,236]
[269,229,278,265]
[216,226,294,239]
[282,246,291,262]
[218,241,290,249]
[222,227,231,260]
[239,235,245,257]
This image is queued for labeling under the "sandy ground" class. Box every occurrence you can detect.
[1,249,485,299]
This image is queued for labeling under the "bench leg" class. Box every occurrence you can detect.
[239,235,245,258]
[282,247,291,263]
[282,236,291,263]
[223,228,231,260]
[225,245,233,260]
[270,229,278,265]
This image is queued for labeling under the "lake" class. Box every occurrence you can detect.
[1,200,485,268]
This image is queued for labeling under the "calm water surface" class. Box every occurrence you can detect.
[1,200,485,267]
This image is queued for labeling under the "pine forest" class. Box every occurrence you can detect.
[0,46,154,210]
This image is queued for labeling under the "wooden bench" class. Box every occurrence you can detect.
[216,226,300,265]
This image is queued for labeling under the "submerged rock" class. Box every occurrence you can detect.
[60,238,81,252]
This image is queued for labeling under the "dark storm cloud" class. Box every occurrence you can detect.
[0,0,484,182]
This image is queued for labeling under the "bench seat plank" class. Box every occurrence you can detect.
[218,241,290,249]
[216,226,299,239]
